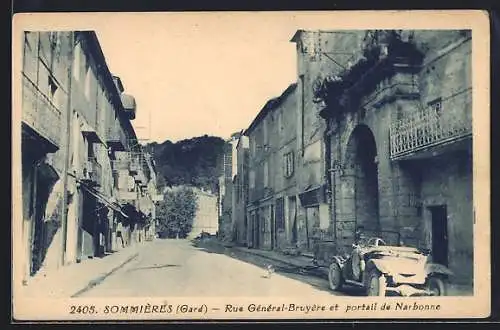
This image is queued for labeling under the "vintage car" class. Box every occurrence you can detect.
[327,234,454,296]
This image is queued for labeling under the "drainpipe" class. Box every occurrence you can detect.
[60,31,74,267]
[334,117,341,243]
[328,124,336,242]
[28,158,43,279]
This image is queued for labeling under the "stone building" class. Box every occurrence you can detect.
[217,132,240,241]
[17,31,158,289]
[233,134,249,246]
[234,29,473,287]
[292,29,473,285]
[190,188,218,238]
[244,84,298,250]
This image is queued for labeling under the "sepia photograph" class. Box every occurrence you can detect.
[11,10,490,321]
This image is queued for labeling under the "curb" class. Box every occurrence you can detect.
[230,245,317,269]
[71,252,139,297]
[211,239,325,274]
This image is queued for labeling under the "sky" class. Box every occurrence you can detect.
[16,11,475,143]
[93,13,305,143]
[91,12,384,144]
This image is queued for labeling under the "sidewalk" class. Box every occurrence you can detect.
[19,242,150,299]
[216,240,323,272]
[216,240,473,296]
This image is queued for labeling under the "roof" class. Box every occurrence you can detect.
[236,132,249,150]
[80,31,138,145]
[290,29,305,43]
[244,83,297,135]
[80,31,123,113]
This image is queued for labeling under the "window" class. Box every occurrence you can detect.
[429,97,442,114]
[284,152,294,177]
[73,43,81,81]
[263,161,269,187]
[249,170,255,189]
[84,66,91,100]
[49,32,61,60]
[47,75,63,110]
[48,76,58,102]
[278,111,283,133]
[263,119,268,146]
[275,197,285,230]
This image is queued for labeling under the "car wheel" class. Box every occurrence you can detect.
[328,262,344,291]
[427,276,448,296]
[366,269,387,297]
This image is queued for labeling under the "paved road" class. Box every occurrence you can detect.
[79,239,347,297]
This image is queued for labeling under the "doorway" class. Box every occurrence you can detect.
[270,205,276,249]
[253,211,260,248]
[429,205,449,266]
[341,124,379,244]
[289,196,298,245]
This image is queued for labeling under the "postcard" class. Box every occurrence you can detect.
[11,10,491,321]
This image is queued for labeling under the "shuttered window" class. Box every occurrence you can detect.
[275,197,285,230]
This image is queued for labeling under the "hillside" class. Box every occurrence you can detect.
[146,135,227,193]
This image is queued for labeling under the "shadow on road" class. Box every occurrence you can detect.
[190,238,363,296]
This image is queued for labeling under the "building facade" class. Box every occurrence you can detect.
[296,29,473,285]
[190,188,218,238]
[217,132,240,242]
[18,31,159,288]
[244,84,298,251]
[233,135,249,246]
[234,29,473,287]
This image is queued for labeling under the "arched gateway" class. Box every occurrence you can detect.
[336,124,380,251]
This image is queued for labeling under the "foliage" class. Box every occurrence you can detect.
[147,135,228,192]
[156,186,199,238]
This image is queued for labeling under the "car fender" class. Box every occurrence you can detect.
[331,255,347,268]
[425,263,454,278]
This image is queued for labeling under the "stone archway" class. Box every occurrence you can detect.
[338,124,379,247]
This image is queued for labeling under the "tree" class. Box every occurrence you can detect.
[146,135,228,192]
[156,186,198,238]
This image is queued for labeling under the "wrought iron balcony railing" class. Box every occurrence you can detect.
[390,89,472,160]
[111,159,130,171]
[22,73,62,148]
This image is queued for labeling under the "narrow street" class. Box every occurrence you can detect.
[78,239,352,297]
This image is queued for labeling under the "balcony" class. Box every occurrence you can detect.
[84,157,102,186]
[21,73,62,150]
[390,89,472,160]
[121,94,136,120]
[134,169,147,186]
[107,120,127,151]
[111,158,130,171]
[129,158,141,175]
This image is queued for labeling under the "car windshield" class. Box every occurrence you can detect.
[357,230,401,246]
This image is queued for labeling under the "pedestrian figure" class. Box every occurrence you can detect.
[116,230,125,248]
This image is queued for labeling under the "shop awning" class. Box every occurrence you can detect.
[70,173,129,218]
[80,184,128,218]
